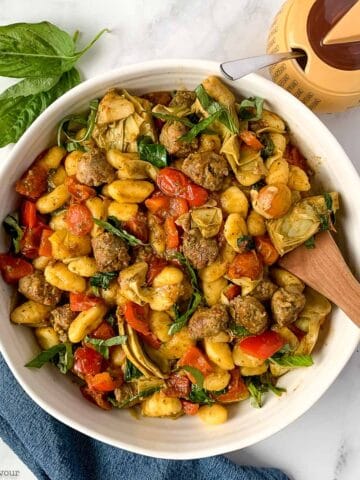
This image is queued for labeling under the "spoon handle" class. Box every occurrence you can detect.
[279,232,360,328]
[220,51,303,81]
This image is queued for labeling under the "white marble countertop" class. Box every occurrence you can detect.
[0,1,359,479]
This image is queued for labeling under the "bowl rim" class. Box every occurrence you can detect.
[0,58,359,459]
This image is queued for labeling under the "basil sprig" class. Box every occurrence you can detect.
[25,343,73,373]
[270,354,314,367]
[84,335,127,360]
[195,84,239,134]
[57,98,99,149]
[109,386,161,409]
[0,22,108,147]
[246,374,286,408]
[152,112,193,127]
[238,97,264,121]
[90,271,118,295]
[168,253,202,335]
[137,135,168,168]
[124,359,143,382]
[93,216,147,247]
[3,213,23,253]
[180,110,222,142]
[182,366,214,405]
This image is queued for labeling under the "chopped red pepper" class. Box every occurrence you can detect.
[124,301,150,335]
[86,372,118,392]
[123,211,149,243]
[70,292,103,312]
[178,346,213,377]
[38,229,53,257]
[90,321,115,340]
[0,254,33,283]
[164,217,179,250]
[21,201,38,228]
[238,331,285,360]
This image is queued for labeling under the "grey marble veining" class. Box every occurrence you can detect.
[0,1,359,479]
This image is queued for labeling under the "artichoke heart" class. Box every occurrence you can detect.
[125,322,167,379]
[93,89,156,152]
[267,193,339,255]
[191,206,222,238]
[221,135,266,186]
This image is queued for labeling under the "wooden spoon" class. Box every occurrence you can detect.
[279,231,360,327]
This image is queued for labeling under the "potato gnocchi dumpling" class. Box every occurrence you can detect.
[2,76,337,424]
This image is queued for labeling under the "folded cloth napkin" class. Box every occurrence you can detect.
[0,355,289,480]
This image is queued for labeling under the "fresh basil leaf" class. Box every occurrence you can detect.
[65,141,86,153]
[3,213,23,253]
[319,214,330,231]
[270,354,314,367]
[0,68,80,147]
[277,343,292,355]
[238,97,264,121]
[152,112,193,127]
[0,77,60,100]
[304,236,316,249]
[195,84,238,134]
[25,343,68,368]
[109,386,161,409]
[90,272,118,290]
[84,335,127,360]
[172,252,199,290]
[0,22,108,78]
[229,323,251,338]
[237,235,255,252]
[168,252,202,335]
[57,98,98,147]
[57,342,73,374]
[180,110,222,142]
[124,359,143,382]
[188,384,214,405]
[93,217,146,246]
[247,380,264,408]
[181,366,204,389]
[267,383,287,396]
[259,133,275,159]
[168,290,202,335]
[324,192,333,211]
[137,135,168,168]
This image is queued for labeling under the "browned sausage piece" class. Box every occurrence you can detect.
[182,228,219,269]
[76,148,116,187]
[229,296,269,335]
[50,304,76,342]
[188,304,229,340]
[159,121,198,157]
[91,232,130,272]
[251,280,278,302]
[18,271,61,306]
[181,151,229,191]
[271,287,306,327]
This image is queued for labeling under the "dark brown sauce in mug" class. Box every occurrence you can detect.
[307,0,360,71]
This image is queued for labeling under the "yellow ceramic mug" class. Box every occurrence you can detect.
[267,0,360,113]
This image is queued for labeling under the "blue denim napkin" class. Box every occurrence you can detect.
[0,355,289,480]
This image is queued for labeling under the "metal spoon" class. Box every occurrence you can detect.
[220,51,304,81]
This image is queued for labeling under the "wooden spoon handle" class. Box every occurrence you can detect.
[279,232,360,327]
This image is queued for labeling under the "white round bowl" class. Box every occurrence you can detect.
[0,60,359,459]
